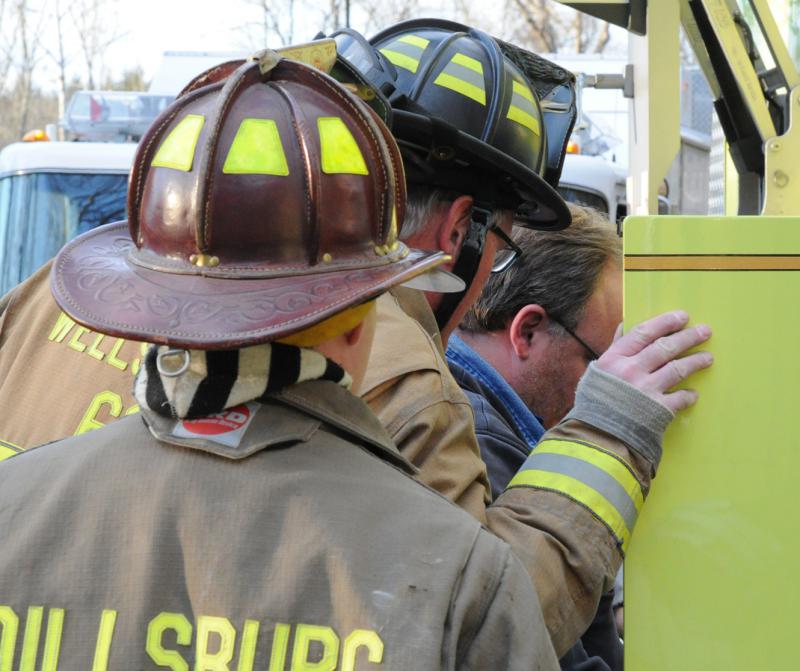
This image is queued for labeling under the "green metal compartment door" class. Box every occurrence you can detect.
[624,215,800,670]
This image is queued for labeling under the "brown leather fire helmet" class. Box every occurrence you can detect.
[51,56,452,350]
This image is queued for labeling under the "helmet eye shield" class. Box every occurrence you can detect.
[327,28,399,125]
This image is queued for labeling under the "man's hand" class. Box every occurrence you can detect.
[596,311,713,413]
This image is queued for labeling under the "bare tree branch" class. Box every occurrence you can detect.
[15,0,47,135]
[505,1,614,54]
[593,20,611,53]
[69,0,126,89]
[0,0,19,93]
[508,0,562,53]
[40,0,72,119]
[237,0,297,49]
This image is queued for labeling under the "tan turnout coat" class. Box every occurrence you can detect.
[0,266,651,655]
[0,381,559,670]
[361,288,652,655]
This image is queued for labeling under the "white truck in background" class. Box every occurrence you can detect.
[0,90,176,296]
[0,52,251,297]
[559,152,628,230]
[0,141,136,296]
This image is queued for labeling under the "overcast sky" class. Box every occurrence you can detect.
[54,1,501,88]
[31,0,629,90]
[101,1,271,80]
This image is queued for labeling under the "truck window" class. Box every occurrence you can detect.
[0,172,128,296]
[557,185,610,218]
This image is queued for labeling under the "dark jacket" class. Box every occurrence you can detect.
[445,333,545,500]
[447,334,623,671]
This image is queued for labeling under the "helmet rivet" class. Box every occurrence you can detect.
[190,253,220,267]
[322,253,333,263]
[433,146,455,161]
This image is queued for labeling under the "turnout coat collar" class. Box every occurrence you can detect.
[142,379,416,475]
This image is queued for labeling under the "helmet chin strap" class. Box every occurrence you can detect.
[434,206,492,331]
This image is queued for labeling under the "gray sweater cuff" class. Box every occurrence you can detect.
[565,363,674,470]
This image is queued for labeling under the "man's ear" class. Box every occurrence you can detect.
[436,195,474,265]
[343,318,365,346]
[509,305,548,359]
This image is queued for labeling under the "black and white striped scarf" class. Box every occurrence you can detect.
[134,343,351,420]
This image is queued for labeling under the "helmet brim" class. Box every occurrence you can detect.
[392,110,571,231]
[51,222,455,350]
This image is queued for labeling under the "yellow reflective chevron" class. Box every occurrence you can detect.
[507,439,644,552]
[317,117,368,175]
[379,34,430,74]
[434,52,486,105]
[151,114,205,172]
[222,119,289,176]
[507,80,541,135]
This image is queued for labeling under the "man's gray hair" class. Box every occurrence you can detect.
[461,204,621,333]
[400,185,507,241]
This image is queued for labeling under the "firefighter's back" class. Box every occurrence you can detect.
[0,381,557,670]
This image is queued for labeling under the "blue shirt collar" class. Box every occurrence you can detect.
[446,333,545,448]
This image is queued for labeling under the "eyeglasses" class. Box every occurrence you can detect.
[489,225,523,274]
[550,316,601,361]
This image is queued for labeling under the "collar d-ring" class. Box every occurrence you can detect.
[156,349,191,377]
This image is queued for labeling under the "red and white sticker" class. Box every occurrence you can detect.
[172,403,259,447]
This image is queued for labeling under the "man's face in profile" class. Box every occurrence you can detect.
[520,263,622,428]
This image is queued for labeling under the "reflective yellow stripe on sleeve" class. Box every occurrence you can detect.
[151,114,205,172]
[507,439,644,552]
[0,438,21,462]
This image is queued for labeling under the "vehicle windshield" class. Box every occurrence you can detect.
[557,185,610,219]
[0,172,128,296]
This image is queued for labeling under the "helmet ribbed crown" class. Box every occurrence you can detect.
[128,58,406,278]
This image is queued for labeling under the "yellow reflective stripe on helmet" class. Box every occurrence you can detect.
[380,49,420,73]
[151,114,205,171]
[398,34,429,49]
[317,117,369,175]
[512,80,536,103]
[0,438,21,462]
[434,53,486,105]
[451,52,483,74]
[507,80,541,135]
[379,34,430,74]
[507,439,645,552]
[222,118,289,176]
